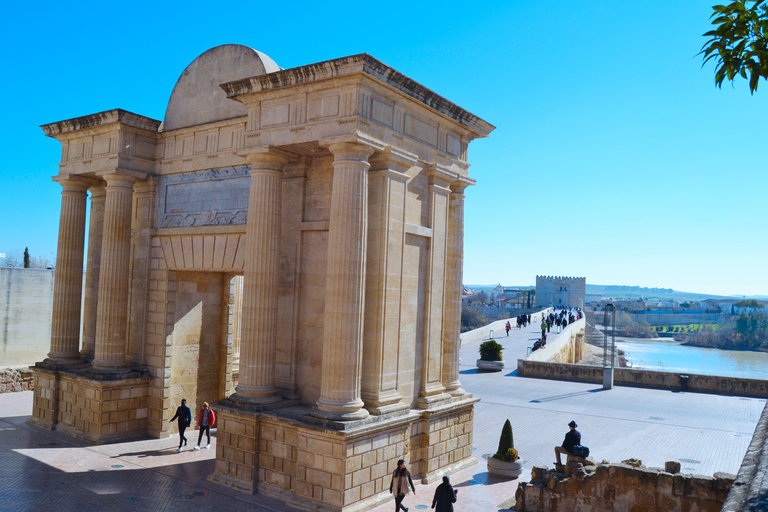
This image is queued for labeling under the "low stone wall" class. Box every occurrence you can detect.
[517,361,768,398]
[211,397,478,512]
[515,460,734,512]
[721,401,768,511]
[526,317,585,364]
[0,367,34,393]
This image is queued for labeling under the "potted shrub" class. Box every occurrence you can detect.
[476,339,504,371]
[487,419,523,478]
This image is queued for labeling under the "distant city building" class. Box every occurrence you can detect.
[535,275,586,308]
[585,293,602,304]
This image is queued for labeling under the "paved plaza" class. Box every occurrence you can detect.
[0,319,764,511]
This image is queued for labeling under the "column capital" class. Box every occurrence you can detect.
[97,171,141,189]
[52,174,97,193]
[325,141,376,163]
[369,146,418,171]
[88,181,106,198]
[239,147,293,170]
[450,176,475,195]
[428,164,457,190]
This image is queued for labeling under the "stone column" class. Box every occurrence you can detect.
[92,173,138,372]
[442,178,472,396]
[44,176,91,367]
[233,150,289,405]
[417,167,452,409]
[313,142,374,421]
[81,182,106,361]
[361,150,412,415]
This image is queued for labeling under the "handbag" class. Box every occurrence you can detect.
[573,445,590,458]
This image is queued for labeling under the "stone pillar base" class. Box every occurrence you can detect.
[29,366,151,444]
[210,396,479,512]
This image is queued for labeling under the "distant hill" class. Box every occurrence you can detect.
[464,283,765,302]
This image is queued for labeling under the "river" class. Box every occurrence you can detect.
[613,337,768,380]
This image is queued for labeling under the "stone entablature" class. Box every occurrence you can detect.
[32,45,493,512]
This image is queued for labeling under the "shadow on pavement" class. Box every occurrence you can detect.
[529,388,605,403]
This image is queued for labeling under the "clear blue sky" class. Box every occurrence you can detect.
[2,1,766,296]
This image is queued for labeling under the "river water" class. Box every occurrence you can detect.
[613,337,768,380]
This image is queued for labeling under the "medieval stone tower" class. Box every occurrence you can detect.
[535,275,586,308]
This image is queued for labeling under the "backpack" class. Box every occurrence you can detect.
[573,445,590,458]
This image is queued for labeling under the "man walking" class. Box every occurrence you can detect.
[170,398,192,452]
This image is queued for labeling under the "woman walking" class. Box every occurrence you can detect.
[389,459,416,511]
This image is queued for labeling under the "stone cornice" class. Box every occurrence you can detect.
[41,109,162,138]
[221,54,495,139]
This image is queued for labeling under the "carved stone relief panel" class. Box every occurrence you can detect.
[156,166,251,228]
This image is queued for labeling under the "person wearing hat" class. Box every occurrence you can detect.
[555,420,581,466]
[431,475,457,511]
[170,398,192,452]
[194,402,216,450]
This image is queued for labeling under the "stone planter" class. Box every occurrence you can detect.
[476,359,505,372]
[487,456,523,479]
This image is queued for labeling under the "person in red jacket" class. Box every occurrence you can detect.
[194,402,216,450]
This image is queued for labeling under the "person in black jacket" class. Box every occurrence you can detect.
[170,398,192,452]
[555,420,581,465]
[431,475,457,512]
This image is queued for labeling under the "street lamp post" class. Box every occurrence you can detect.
[602,301,616,390]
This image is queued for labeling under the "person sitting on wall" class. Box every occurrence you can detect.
[532,340,541,352]
[555,420,581,466]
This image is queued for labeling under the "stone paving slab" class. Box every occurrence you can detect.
[1,319,764,511]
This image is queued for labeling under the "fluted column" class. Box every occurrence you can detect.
[92,173,138,372]
[314,142,374,421]
[80,182,106,361]
[44,176,91,367]
[234,150,289,404]
[442,178,472,396]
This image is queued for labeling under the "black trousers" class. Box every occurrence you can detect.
[198,425,210,446]
[178,425,188,448]
[394,494,407,511]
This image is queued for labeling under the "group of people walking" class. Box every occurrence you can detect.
[170,399,216,452]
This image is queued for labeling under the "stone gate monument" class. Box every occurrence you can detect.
[31,45,494,511]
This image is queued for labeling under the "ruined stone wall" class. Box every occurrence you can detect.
[518,361,768,398]
[515,462,734,512]
[0,367,34,393]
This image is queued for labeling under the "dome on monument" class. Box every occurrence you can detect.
[163,44,280,131]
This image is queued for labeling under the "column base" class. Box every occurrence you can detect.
[37,358,87,371]
[416,392,453,410]
[313,397,369,421]
[310,406,370,422]
[221,393,298,413]
[29,365,151,444]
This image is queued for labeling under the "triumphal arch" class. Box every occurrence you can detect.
[31,45,493,511]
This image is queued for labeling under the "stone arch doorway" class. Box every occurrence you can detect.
[167,272,243,429]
